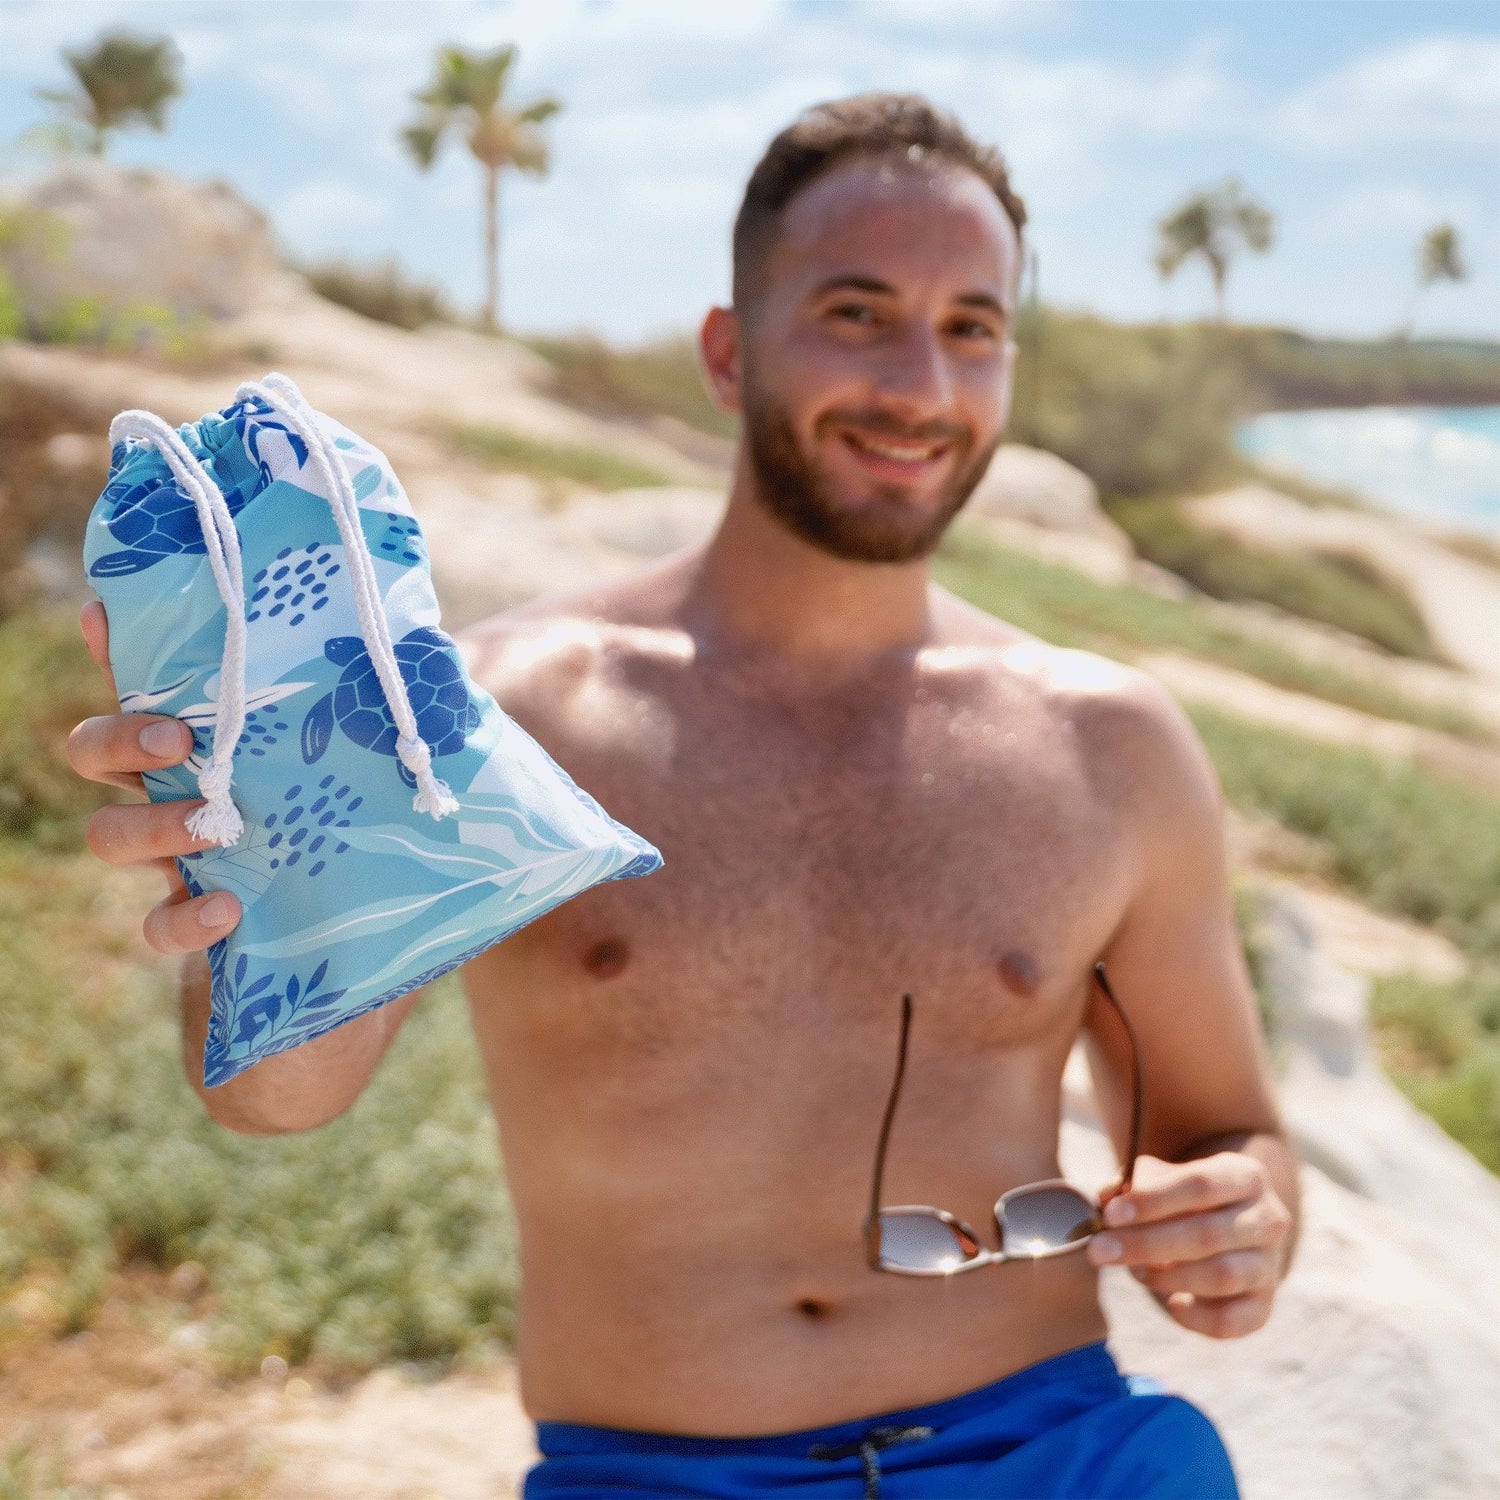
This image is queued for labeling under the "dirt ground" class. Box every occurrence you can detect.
[0,1276,536,1499]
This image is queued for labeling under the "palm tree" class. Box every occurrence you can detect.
[1396,223,1468,339]
[1154,176,1274,324]
[33,30,184,157]
[401,44,561,333]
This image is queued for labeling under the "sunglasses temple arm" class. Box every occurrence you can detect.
[1093,963,1143,1191]
[865,994,914,1265]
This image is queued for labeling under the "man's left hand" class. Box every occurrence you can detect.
[1085,1151,1294,1339]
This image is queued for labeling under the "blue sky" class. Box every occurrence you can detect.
[2,0,1496,345]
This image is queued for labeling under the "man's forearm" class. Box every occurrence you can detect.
[179,952,421,1135]
[1179,1126,1302,1276]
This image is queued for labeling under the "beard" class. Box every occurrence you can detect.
[740,382,1001,565]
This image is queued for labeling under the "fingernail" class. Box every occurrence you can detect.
[1105,1199,1135,1226]
[141,721,183,757]
[1090,1235,1122,1263]
[198,894,233,927]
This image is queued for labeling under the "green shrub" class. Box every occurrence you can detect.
[301,256,453,331]
[1005,311,1500,502]
[1108,497,1439,660]
[525,334,737,441]
[448,422,673,491]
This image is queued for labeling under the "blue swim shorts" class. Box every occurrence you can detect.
[523,1341,1237,1499]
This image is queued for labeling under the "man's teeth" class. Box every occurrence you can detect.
[850,434,941,462]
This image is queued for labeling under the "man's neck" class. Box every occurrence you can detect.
[684,475,934,675]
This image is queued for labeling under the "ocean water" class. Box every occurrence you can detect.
[1234,405,1500,536]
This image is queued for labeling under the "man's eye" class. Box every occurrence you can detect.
[829,303,878,325]
[949,318,997,341]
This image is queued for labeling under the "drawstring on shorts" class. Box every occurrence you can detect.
[107,371,459,846]
[809,1423,935,1500]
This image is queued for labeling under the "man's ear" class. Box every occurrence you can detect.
[698,305,743,415]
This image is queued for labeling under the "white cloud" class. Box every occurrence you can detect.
[1277,35,1500,154]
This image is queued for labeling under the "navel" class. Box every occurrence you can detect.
[997,949,1040,997]
[583,937,631,980]
[795,1298,831,1321]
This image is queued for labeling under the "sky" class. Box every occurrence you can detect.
[1,0,1496,345]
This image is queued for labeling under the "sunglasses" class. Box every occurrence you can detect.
[864,962,1142,1276]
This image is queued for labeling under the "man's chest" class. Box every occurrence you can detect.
[481,672,1137,1057]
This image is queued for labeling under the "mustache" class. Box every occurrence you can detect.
[817,409,972,447]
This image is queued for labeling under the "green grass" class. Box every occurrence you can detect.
[447,421,675,492]
[1108,496,1440,661]
[0,609,115,847]
[935,532,1483,741]
[1371,972,1500,1173]
[0,836,515,1376]
[1188,706,1500,963]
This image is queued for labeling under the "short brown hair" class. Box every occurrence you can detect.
[732,92,1028,313]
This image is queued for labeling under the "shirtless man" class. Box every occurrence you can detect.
[69,95,1297,1498]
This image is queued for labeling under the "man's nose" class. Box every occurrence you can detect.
[876,326,956,422]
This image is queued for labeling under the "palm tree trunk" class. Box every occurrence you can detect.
[1211,262,1227,324]
[482,164,499,333]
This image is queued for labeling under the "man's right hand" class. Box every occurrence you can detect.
[66,600,243,954]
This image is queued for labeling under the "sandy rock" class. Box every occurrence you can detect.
[2,161,276,324]
[967,444,1122,536]
[1190,484,1500,686]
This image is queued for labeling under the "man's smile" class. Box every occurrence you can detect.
[834,426,959,485]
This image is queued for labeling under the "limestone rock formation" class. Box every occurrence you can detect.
[1,160,277,327]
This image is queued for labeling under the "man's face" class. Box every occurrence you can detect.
[737,154,1021,564]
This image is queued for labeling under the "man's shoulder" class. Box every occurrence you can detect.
[934,588,1208,793]
[454,563,688,726]
[936,588,1174,720]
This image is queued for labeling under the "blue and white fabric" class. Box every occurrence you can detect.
[85,372,661,1087]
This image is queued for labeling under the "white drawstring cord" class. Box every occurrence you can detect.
[107,409,248,847]
[236,373,459,820]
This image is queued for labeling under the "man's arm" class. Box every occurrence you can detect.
[177,950,424,1134]
[1076,668,1300,1339]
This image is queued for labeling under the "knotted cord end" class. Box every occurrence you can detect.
[186,758,244,847]
[398,734,460,820]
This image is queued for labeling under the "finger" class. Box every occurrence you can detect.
[142,885,241,955]
[1132,1249,1278,1301]
[68,713,193,793]
[80,599,118,698]
[1089,1196,1288,1269]
[86,799,224,867]
[1159,1289,1274,1340]
[1103,1152,1265,1227]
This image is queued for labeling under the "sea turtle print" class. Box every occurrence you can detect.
[300,626,480,785]
[88,396,306,579]
[88,448,261,578]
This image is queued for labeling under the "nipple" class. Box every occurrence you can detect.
[583,938,630,980]
[997,949,1040,997]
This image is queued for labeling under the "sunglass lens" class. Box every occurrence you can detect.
[998,1187,1099,1256]
[877,1212,981,1273]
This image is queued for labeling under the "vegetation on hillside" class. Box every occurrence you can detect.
[1108,498,1440,661]
[935,532,1479,740]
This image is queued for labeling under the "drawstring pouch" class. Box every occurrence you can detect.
[85,372,662,1087]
